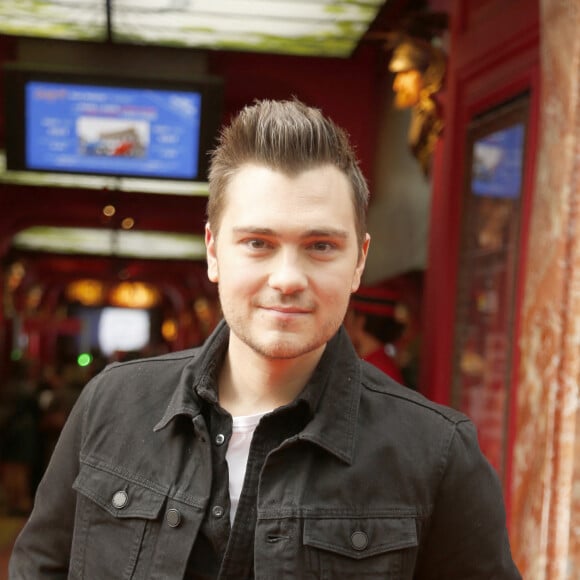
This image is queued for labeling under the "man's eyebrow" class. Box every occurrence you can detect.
[301,228,349,239]
[231,226,275,236]
[231,226,349,239]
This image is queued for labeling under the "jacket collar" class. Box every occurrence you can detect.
[153,320,229,431]
[296,327,361,465]
[154,320,362,466]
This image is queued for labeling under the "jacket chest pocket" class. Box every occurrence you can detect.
[72,463,166,579]
[303,516,418,579]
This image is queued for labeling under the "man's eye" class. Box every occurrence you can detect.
[245,239,269,250]
[310,241,335,252]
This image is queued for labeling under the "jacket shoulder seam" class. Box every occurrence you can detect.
[101,349,199,374]
[362,381,470,426]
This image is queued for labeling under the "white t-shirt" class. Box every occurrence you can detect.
[226,409,271,525]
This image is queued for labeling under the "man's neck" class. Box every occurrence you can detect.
[217,333,326,417]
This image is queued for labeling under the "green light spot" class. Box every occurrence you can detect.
[77,353,93,367]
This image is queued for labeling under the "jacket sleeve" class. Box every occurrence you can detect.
[415,419,522,579]
[9,379,94,579]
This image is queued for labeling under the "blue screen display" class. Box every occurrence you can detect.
[471,123,525,199]
[25,81,202,179]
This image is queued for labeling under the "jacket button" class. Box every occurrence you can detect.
[215,433,225,445]
[212,505,225,518]
[350,530,369,551]
[111,490,128,509]
[165,508,182,528]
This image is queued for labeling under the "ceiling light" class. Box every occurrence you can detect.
[0,0,386,57]
[12,226,206,260]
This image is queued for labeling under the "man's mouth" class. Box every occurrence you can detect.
[263,306,311,314]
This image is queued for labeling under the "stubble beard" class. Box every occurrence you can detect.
[225,310,344,361]
[218,284,351,361]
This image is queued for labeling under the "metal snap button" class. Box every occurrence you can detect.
[112,490,128,509]
[165,508,182,528]
[215,433,225,446]
[212,505,225,518]
[350,530,369,551]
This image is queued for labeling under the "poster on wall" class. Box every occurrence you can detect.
[451,94,530,482]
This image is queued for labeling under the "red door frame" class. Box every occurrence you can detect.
[420,0,540,522]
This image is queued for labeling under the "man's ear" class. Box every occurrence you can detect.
[205,223,219,283]
[351,234,370,293]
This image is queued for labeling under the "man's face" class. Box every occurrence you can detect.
[206,163,369,361]
[393,69,424,109]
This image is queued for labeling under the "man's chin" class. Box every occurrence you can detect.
[251,337,321,361]
[256,344,310,360]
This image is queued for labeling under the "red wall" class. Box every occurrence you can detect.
[208,46,382,185]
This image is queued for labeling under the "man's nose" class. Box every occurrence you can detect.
[268,250,308,294]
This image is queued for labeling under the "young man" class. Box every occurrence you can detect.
[10,99,521,579]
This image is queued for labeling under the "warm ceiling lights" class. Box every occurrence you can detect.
[109,281,161,309]
[121,217,135,230]
[65,279,161,308]
[103,204,116,217]
[66,279,107,306]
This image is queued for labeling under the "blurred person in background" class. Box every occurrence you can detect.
[0,360,39,516]
[344,285,407,383]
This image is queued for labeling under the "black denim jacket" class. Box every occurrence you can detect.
[10,322,521,579]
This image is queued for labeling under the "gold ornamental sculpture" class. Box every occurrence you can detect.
[388,37,446,177]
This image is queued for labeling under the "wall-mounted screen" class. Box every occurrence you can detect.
[72,305,155,358]
[471,124,525,199]
[4,65,224,182]
[98,307,151,357]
